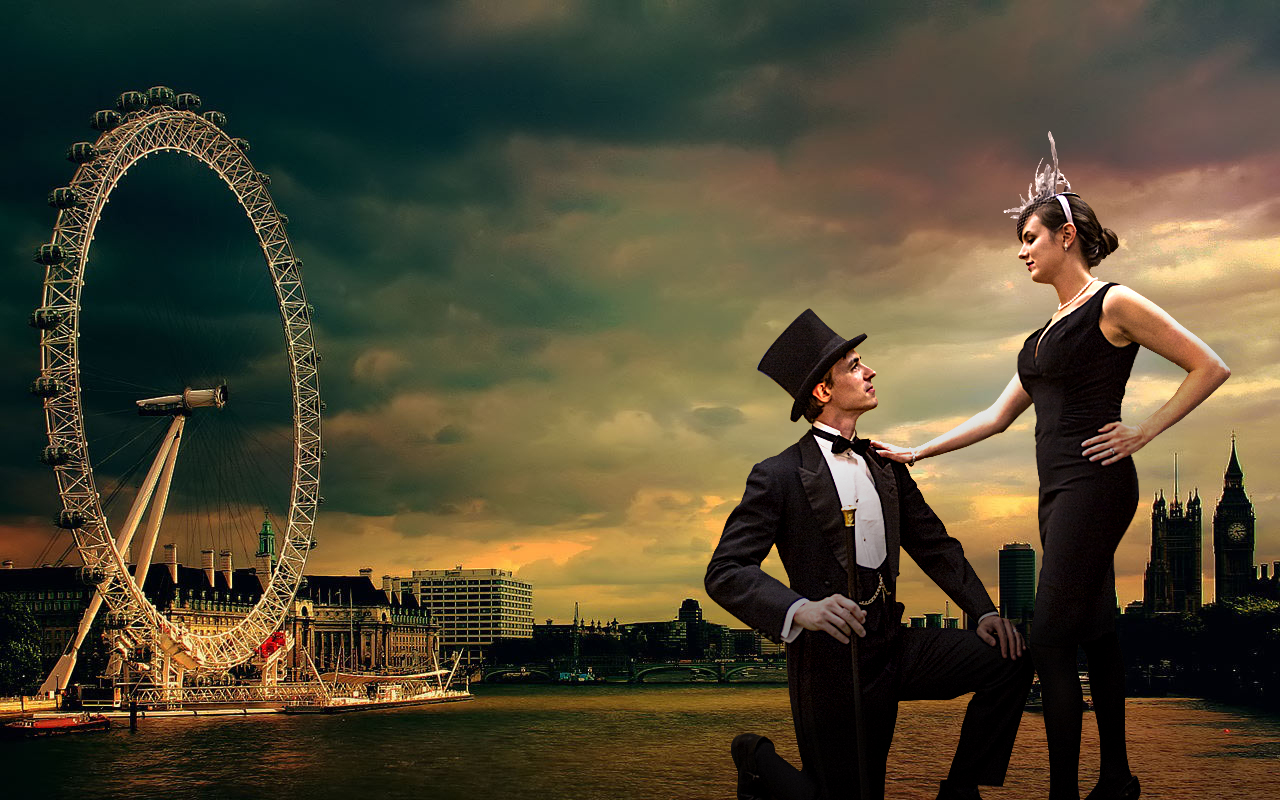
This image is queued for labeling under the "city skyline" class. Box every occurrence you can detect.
[2,3,1279,628]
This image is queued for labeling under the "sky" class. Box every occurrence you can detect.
[2,0,1278,628]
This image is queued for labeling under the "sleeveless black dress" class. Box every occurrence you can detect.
[1017,282,1140,646]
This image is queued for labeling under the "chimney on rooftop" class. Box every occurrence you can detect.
[382,574,393,603]
[164,543,178,583]
[201,549,215,587]
[219,549,233,590]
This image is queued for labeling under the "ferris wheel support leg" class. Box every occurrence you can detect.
[132,418,185,589]
[36,590,106,696]
[112,415,185,566]
[37,416,185,697]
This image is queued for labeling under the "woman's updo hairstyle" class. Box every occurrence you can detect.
[1016,194,1120,268]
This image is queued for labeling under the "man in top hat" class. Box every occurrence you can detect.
[705,309,1033,800]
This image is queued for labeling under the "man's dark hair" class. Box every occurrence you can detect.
[801,367,835,423]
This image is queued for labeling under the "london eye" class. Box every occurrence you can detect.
[30,86,322,692]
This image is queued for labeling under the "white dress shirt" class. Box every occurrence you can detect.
[780,423,994,641]
[781,424,886,642]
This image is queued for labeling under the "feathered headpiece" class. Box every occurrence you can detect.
[1003,132,1075,225]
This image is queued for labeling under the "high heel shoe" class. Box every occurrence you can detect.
[1084,774,1140,800]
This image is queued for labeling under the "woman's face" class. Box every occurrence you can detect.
[1016,213,1065,284]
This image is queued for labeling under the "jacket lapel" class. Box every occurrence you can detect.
[797,433,853,573]
[798,432,904,580]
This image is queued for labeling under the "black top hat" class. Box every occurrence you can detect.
[758,309,867,422]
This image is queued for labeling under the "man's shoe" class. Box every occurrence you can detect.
[1084,774,1140,800]
[936,779,983,800]
[730,733,772,800]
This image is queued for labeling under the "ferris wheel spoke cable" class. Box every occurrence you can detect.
[34,419,167,569]
[78,364,166,395]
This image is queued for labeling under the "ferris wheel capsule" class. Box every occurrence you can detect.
[47,188,84,209]
[77,565,107,586]
[116,91,148,113]
[29,308,68,330]
[66,142,98,163]
[34,243,66,264]
[90,110,121,131]
[40,445,72,466]
[232,137,250,151]
[202,110,228,128]
[30,376,67,397]
[55,510,86,529]
[146,86,176,107]
[175,92,202,112]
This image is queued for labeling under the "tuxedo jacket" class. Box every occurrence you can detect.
[705,432,996,641]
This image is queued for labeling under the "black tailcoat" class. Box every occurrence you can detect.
[706,433,1026,799]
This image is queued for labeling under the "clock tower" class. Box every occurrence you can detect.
[1213,434,1255,603]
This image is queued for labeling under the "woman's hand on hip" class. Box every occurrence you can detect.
[1082,421,1150,465]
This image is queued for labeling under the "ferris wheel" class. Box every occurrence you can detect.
[31,86,322,691]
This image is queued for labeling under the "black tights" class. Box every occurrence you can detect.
[1032,632,1131,799]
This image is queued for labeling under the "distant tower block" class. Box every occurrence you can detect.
[999,543,1036,628]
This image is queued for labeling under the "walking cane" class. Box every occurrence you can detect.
[842,504,873,800]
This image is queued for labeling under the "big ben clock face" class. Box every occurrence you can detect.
[1227,522,1248,542]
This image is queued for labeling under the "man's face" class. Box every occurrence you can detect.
[814,349,877,414]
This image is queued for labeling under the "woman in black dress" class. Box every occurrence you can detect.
[874,136,1230,800]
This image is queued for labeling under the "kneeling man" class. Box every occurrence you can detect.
[705,309,1032,800]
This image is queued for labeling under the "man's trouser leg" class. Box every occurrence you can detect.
[895,627,1034,788]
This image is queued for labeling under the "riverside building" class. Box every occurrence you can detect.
[289,568,438,675]
[2,547,438,684]
[395,567,533,666]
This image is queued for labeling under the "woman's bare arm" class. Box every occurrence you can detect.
[872,372,1032,464]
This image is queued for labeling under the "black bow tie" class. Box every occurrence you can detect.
[811,428,869,456]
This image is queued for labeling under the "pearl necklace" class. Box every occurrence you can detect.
[1057,277,1098,311]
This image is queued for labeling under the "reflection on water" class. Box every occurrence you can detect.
[3,686,1277,799]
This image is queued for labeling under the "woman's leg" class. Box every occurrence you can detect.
[1082,631,1131,784]
[1032,640,1083,800]
[1034,467,1138,799]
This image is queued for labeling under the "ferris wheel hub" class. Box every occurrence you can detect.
[135,384,229,416]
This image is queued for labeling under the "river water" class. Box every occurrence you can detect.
[3,685,1276,799]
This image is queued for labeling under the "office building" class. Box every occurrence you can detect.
[397,567,533,665]
[999,542,1037,628]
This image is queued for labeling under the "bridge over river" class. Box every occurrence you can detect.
[482,660,787,684]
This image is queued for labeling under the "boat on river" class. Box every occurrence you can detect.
[283,679,473,714]
[2,712,110,738]
[283,651,472,714]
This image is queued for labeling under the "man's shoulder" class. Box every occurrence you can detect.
[753,437,806,472]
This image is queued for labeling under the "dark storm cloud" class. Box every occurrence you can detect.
[4,1,1280,623]
[688,405,746,436]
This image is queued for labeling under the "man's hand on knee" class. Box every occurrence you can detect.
[976,615,1026,659]
[794,595,867,644]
